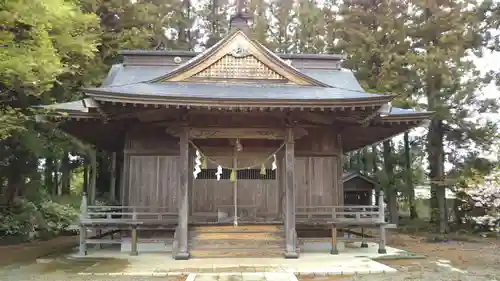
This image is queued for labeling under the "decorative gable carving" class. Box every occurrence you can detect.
[191,54,287,81]
[153,31,326,86]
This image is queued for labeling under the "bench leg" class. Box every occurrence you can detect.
[330,226,338,255]
[79,226,87,256]
[378,225,387,254]
[96,228,102,249]
[361,228,368,248]
[130,226,138,256]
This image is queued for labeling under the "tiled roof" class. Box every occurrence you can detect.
[85,82,385,101]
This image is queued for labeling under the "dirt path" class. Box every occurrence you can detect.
[358,233,500,281]
[1,233,499,281]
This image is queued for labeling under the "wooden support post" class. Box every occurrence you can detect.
[89,149,97,204]
[121,153,130,205]
[130,226,138,256]
[284,127,298,258]
[78,193,88,256]
[361,228,368,248]
[330,225,338,254]
[175,127,190,260]
[233,146,238,227]
[378,190,387,254]
[109,152,117,202]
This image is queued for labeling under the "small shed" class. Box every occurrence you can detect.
[342,171,378,206]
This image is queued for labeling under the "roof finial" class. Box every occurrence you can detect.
[229,0,250,33]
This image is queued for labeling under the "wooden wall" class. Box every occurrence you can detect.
[120,127,344,217]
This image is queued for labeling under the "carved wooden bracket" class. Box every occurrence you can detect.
[165,127,308,140]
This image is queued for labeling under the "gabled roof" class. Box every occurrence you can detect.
[342,171,378,185]
[149,30,328,86]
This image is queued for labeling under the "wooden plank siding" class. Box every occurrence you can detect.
[121,130,344,221]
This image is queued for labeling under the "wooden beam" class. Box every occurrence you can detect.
[166,127,308,140]
[293,111,335,125]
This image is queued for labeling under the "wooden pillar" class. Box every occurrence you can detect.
[330,225,338,254]
[89,149,97,204]
[78,193,88,256]
[284,127,298,258]
[233,146,238,227]
[175,127,190,260]
[109,152,117,202]
[378,190,387,254]
[120,153,130,205]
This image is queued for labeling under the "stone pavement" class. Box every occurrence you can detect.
[192,272,298,281]
[73,242,402,277]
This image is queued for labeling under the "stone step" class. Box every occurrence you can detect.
[190,248,283,259]
[189,240,283,249]
[191,232,282,241]
[191,225,281,233]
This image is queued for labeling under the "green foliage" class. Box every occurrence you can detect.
[0,198,78,239]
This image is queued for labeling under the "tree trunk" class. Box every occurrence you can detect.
[5,170,22,205]
[372,145,379,204]
[427,118,448,233]
[404,132,418,219]
[61,153,71,195]
[383,140,398,224]
[83,163,89,195]
[44,156,55,193]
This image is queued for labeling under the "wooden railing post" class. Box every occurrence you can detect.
[130,225,138,256]
[330,224,338,254]
[78,193,88,256]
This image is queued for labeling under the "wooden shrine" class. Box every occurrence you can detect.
[37,8,431,259]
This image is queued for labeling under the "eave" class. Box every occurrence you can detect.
[85,91,393,110]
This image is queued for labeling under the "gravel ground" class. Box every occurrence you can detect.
[1,233,499,281]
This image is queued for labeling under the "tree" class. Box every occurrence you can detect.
[0,0,100,205]
[407,0,499,233]
[334,0,417,223]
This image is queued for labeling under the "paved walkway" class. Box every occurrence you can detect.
[192,272,298,281]
[73,242,402,276]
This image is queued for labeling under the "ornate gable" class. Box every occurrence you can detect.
[153,31,326,86]
[192,54,287,81]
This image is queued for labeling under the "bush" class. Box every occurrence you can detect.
[0,198,78,241]
[463,175,500,233]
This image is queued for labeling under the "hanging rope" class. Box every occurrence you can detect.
[188,140,285,171]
